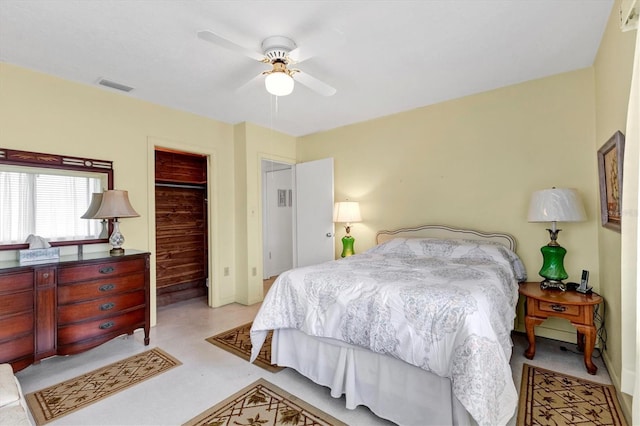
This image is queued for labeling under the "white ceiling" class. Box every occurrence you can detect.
[0,1,613,137]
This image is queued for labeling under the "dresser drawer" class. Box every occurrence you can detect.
[536,300,581,318]
[0,291,33,316]
[0,271,33,294]
[58,290,145,324]
[58,273,145,304]
[0,334,34,363]
[58,258,146,284]
[57,308,145,345]
[35,268,55,286]
[0,312,34,341]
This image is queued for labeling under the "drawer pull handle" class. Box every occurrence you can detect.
[100,302,115,311]
[551,304,566,313]
[99,283,115,292]
[99,321,115,330]
[99,266,115,274]
[42,273,49,279]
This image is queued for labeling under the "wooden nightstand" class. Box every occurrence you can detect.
[518,281,603,375]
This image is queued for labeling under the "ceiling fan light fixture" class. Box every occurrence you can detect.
[265,71,294,96]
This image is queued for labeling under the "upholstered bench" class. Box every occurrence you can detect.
[0,364,32,425]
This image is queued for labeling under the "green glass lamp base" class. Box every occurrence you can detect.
[341,236,355,258]
[538,244,568,290]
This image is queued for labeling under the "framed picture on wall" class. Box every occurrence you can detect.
[597,130,625,232]
[278,189,287,207]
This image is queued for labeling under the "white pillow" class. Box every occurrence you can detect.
[372,237,527,281]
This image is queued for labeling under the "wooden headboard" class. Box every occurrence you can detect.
[376,224,517,252]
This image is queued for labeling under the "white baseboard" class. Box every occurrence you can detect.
[602,350,633,423]
[621,367,636,395]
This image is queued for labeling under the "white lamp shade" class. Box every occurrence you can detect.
[81,192,104,219]
[333,201,362,223]
[527,188,586,222]
[92,190,140,219]
[265,72,294,96]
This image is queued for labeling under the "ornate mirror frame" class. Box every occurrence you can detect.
[0,147,114,250]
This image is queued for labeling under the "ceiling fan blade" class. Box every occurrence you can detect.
[287,28,345,64]
[236,71,266,93]
[294,71,336,97]
[197,30,265,62]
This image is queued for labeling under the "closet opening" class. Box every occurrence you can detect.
[154,148,208,307]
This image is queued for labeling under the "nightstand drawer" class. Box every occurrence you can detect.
[536,300,581,317]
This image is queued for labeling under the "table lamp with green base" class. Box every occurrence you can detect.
[333,201,362,258]
[527,187,586,291]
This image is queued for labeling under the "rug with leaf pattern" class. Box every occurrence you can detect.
[205,322,283,372]
[182,378,346,426]
[518,364,627,425]
[25,348,181,425]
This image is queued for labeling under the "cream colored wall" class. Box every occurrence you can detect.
[234,123,249,304]
[234,122,296,305]
[298,68,600,343]
[593,0,637,418]
[0,63,236,323]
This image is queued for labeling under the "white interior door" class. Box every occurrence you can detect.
[294,158,335,267]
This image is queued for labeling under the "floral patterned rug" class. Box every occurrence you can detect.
[205,322,283,372]
[518,364,627,425]
[25,348,181,425]
[182,378,346,426]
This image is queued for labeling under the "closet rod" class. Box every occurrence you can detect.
[155,183,205,190]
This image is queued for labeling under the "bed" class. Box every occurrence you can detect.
[250,225,527,426]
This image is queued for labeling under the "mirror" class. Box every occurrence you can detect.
[0,148,113,250]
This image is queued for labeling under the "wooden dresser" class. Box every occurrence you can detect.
[0,250,150,372]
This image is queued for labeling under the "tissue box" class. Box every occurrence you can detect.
[18,248,60,264]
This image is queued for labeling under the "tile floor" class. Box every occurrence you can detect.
[16,296,613,426]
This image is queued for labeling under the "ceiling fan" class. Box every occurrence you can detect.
[197,30,337,97]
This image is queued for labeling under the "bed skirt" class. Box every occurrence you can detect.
[271,328,477,426]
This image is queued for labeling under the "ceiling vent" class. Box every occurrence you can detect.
[97,78,134,92]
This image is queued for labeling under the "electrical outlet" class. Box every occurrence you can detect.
[223,267,229,276]
[252,267,257,276]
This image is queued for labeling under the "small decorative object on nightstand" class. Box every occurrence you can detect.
[527,187,587,291]
[519,281,602,375]
[333,201,362,257]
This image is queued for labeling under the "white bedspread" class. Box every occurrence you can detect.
[250,238,525,426]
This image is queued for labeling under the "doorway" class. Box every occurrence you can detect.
[155,149,208,306]
[262,160,294,280]
[261,157,335,287]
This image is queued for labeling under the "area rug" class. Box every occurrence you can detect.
[205,322,283,372]
[182,378,346,426]
[518,364,627,425]
[25,348,181,425]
